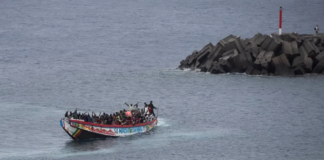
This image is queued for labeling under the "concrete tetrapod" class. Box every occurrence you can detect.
[178,33,324,76]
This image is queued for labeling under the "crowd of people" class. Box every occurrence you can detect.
[64,101,158,125]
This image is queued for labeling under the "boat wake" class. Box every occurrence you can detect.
[156,118,171,127]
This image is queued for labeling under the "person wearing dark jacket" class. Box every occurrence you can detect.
[148,101,158,117]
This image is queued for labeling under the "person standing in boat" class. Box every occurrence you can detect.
[124,102,133,111]
[144,102,149,116]
[148,101,158,117]
[315,25,319,34]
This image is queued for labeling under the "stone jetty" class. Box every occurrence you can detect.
[178,33,324,76]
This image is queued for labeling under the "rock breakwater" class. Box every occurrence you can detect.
[178,33,324,76]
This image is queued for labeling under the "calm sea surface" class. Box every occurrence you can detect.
[1,0,324,159]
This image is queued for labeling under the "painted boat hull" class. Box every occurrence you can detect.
[60,117,158,140]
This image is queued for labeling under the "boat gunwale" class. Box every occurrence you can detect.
[69,118,157,128]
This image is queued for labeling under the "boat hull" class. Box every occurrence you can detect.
[60,118,158,140]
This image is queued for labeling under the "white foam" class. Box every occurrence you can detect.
[157,118,171,127]
[183,68,191,72]
[156,127,246,141]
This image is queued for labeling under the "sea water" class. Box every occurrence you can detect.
[1,0,324,159]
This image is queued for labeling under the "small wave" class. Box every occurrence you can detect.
[182,68,191,71]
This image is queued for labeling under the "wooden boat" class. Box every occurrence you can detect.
[60,117,158,140]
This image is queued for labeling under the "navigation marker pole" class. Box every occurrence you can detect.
[279,6,282,35]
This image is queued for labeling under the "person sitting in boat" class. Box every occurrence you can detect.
[116,112,121,125]
[97,112,103,124]
[121,111,129,125]
[136,110,143,124]
[112,113,116,124]
[140,108,144,116]
[145,113,150,122]
[122,110,126,122]
[87,113,91,122]
[134,104,140,112]
[107,114,113,125]
[91,111,97,123]
[139,109,145,123]
[105,114,108,124]
[106,114,110,124]
[82,113,88,122]
[140,115,144,123]
[132,115,138,124]
[116,114,120,125]
[79,113,84,121]
[102,113,107,124]
[134,102,139,110]
[135,107,141,117]
[72,108,78,119]
[126,110,136,125]
[69,111,72,117]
